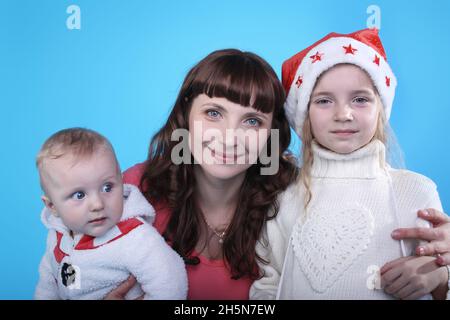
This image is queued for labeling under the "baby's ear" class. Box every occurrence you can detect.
[41,195,58,217]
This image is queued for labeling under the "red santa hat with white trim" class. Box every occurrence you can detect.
[282,28,397,137]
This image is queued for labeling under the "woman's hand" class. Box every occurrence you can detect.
[380,256,448,300]
[391,209,450,265]
[104,276,144,300]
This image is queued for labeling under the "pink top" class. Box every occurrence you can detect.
[123,163,253,300]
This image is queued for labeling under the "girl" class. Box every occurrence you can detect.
[250,29,450,299]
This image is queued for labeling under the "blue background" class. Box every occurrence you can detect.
[1,0,449,299]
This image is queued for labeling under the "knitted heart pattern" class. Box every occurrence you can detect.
[291,203,374,293]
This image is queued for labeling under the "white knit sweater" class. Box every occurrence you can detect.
[250,140,443,300]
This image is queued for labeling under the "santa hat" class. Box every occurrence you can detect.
[282,28,397,137]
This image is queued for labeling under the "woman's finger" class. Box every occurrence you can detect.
[418,209,450,226]
[391,227,438,242]
[416,241,450,257]
[104,276,137,300]
[436,252,450,266]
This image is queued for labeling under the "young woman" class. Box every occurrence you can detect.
[119,49,298,299]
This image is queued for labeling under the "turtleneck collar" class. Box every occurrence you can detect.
[310,139,387,179]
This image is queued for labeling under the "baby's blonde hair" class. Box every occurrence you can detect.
[37,128,118,193]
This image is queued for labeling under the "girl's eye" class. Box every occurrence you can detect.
[71,191,85,200]
[353,97,369,104]
[102,183,113,193]
[245,118,261,127]
[315,98,332,105]
[206,110,221,119]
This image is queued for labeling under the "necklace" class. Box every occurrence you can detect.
[202,215,229,244]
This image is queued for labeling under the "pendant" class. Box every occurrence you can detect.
[219,238,224,244]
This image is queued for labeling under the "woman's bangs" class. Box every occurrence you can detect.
[192,55,278,114]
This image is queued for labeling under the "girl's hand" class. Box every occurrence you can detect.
[104,276,144,300]
[391,209,450,265]
[380,256,448,300]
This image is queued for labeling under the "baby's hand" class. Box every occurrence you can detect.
[104,276,144,300]
[380,256,447,300]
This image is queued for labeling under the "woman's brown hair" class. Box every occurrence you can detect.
[140,49,298,280]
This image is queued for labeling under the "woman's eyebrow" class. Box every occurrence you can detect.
[201,103,227,113]
[244,111,269,121]
[200,103,269,120]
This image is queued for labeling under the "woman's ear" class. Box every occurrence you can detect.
[41,195,59,217]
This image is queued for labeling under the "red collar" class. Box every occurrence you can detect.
[54,218,144,263]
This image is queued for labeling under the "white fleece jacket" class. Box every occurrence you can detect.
[34,184,188,300]
[250,140,444,300]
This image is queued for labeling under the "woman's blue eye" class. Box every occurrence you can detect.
[206,110,221,118]
[246,118,261,127]
[71,191,85,200]
[102,183,113,193]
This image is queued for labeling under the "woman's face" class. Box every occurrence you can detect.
[188,94,273,180]
[309,64,381,154]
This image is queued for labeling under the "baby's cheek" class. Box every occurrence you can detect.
[110,195,124,219]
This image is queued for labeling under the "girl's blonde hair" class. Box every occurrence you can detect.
[299,65,403,210]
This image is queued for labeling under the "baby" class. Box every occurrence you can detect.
[34,128,188,299]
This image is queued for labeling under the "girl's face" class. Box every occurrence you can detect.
[188,94,273,180]
[309,64,381,154]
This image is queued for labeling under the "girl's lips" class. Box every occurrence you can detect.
[331,130,358,136]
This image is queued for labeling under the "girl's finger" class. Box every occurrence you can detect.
[380,256,413,275]
[383,274,408,295]
[403,289,427,300]
[396,283,417,300]
[380,266,403,288]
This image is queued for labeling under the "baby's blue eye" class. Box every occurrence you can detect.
[71,191,85,200]
[102,183,113,193]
